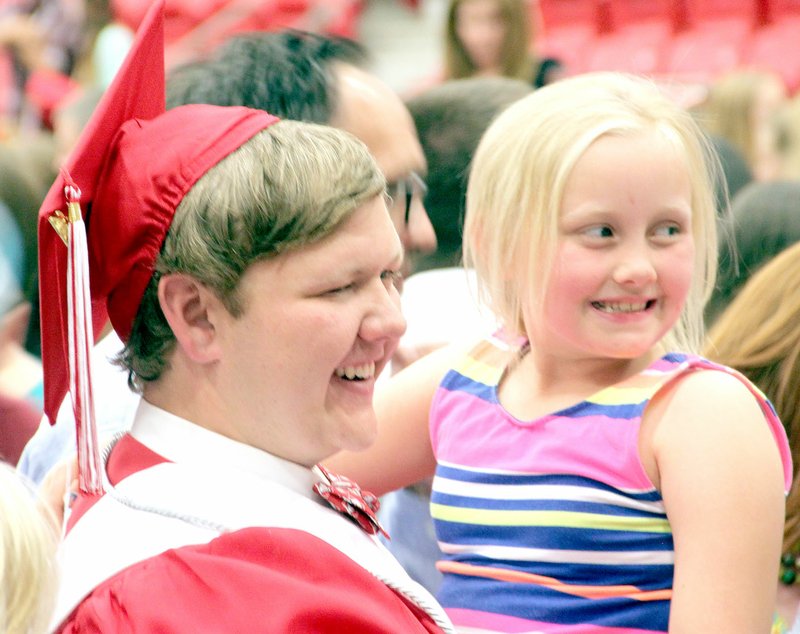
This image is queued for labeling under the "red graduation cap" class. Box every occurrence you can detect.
[38,0,278,492]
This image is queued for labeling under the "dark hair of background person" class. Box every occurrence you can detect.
[1,87,105,359]
[0,136,56,289]
[406,76,532,273]
[166,29,366,123]
[705,180,800,327]
[0,135,57,357]
[710,134,753,213]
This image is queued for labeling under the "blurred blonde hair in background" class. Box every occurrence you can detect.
[0,462,58,634]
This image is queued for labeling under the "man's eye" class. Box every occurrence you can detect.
[326,283,354,295]
[381,270,403,291]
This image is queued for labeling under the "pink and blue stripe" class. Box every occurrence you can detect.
[429,338,790,633]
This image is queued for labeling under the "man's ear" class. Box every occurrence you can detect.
[157,274,222,364]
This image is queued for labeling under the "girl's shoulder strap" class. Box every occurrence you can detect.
[448,329,526,389]
[597,352,697,403]
[658,354,773,408]
[639,353,776,411]
[649,353,792,492]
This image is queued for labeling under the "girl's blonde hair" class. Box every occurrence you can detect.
[463,72,720,353]
[0,463,58,634]
[444,0,534,81]
[704,241,800,553]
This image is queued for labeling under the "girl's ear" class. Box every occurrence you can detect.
[157,274,222,364]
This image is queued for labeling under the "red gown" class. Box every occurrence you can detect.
[53,402,453,633]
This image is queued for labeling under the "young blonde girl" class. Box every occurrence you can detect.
[328,71,792,633]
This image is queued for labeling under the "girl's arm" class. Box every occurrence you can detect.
[325,343,464,496]
[645,370,786,633]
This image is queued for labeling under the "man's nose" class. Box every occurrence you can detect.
[360,283,407,343]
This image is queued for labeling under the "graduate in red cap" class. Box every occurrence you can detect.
[39,2,454,631]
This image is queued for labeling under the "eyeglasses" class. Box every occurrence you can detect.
[386,172,428,226]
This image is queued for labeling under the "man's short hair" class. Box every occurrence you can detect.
[166,30,366,123]
[120,120,384,387]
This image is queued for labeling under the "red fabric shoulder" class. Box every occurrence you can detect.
[65,434,170,534]
[58,527,444,633]
[106,433,170,485]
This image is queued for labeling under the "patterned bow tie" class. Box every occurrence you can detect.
[314,465,389,539]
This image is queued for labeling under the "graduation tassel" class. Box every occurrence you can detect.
[53,173,102,494]
[38,0,167,495]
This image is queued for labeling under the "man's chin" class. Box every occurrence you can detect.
[340,420,379,455]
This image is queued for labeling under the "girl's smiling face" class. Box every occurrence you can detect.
[527,129,695,364]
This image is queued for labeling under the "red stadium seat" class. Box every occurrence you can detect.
[584,21,672,75]
[602,0,677,31]
[760,0,800,21]
[682,0,759,23]
[537,22,597,75]
[537,0,601,74]
[745,18,800,92]
[662,22,752,84]
[584,1,677,75]
[318,0,364,39]
[659,0,759,84]
[538,0,599,30]
[270,0,364,38]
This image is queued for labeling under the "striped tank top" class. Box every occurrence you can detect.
[429,333,792,633]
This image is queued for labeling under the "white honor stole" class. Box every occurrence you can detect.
[52,460,454,633]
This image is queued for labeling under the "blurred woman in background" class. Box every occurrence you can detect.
[443,0,561,88]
